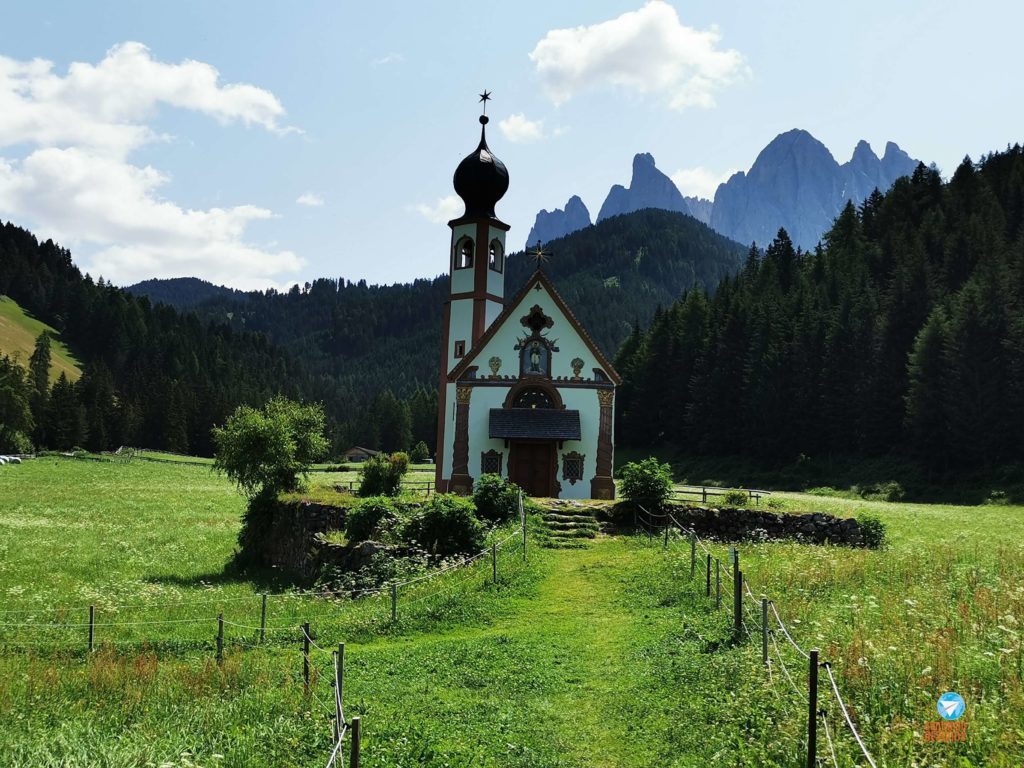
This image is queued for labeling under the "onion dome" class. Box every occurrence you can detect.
[453,115,509,219]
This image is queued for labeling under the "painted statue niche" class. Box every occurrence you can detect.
[516,304,558,379]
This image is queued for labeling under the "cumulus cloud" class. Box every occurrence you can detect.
[670,166,737,199]
[498,113,546,143]
[529,1,747,110]
[412,194,462,224]
[296,192,324,207]
[0,43,302,289]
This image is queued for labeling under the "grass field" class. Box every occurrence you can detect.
[0,295,81,383]
[1,458,1022,766]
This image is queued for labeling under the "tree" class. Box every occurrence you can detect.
[28,332,51,445]
[212,397,328,499]
[0,355,34,452]
[409,440,430,463]
[47,372,85,450]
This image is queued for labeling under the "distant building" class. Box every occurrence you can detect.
[342,446,380,463]
[435,103,619,499]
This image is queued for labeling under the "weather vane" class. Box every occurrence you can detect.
[478,89,492,115]
[529,240,551,271]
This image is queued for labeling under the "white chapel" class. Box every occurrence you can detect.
[435,102,619,499]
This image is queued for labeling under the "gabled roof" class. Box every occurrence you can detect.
[448,269,622,385]
[344,446,379,455]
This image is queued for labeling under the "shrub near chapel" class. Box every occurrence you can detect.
[620,458,674,511]
[357,452,409,497]
[473,473,520,524]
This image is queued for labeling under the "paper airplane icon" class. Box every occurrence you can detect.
[940,699,960,716]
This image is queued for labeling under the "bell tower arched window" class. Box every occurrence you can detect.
[489,239,503,273]
[454,236,474,269]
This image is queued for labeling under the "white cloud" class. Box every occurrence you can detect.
[529,1,747,110]
[296,192,324,207]
[499,113,546,143]
[670,166,737,199]
[411,194,462,224]
[0,148,302,289]
[0,43,302,289]
[371,52,405,67]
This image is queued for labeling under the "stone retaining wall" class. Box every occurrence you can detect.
[665,505,870,547]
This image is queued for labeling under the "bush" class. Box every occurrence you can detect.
[721,489,748,507]
[765,498,784,511]
[473,474,520,524]
[620,458,674,510]
[856,481,905,503]
[409,441,430,463]
[402,494,484,557]
[212,397,328,499]
[346,496,403,543]
[358,453,409,497]
[856,512,887,548]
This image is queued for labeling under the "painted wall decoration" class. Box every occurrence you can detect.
[571,357,585,378]
[488,356,502,376]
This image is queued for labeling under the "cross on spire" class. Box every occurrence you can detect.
[529,240,551,272]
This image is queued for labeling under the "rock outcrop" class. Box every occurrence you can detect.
[525,195,592,248]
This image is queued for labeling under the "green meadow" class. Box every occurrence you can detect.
[0,458,1021,766]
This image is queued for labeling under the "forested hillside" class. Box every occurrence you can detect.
[616,148,1024,477]
[0,223,327,455]
[2,209,743,456]
[130,209,747,401]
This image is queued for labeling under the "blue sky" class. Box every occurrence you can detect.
[0,0,1020,289]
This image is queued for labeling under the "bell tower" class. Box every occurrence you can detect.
[436,92,510,491]
[444,91,509,372]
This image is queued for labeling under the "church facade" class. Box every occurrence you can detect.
[435,107,619,499]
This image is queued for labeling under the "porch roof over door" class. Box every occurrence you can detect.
[488,408,581,441]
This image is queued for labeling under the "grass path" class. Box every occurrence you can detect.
[345,537,745,768]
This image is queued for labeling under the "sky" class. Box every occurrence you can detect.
[0,0,1021,290]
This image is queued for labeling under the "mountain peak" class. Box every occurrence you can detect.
[712,129,924,249]
[525,195,593,248]
[597,152,705,223]
[851,139,879,163]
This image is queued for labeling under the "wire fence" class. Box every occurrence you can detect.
[637,506,880,768]
[0,504,532,767]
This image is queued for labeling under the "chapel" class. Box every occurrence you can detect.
[434,102,619,499]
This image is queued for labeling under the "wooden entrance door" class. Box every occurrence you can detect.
[510,442,555,498]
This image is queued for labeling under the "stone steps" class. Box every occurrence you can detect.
[539,504,601,549]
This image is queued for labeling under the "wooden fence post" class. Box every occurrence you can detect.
[349,716,361,768]
[302,621,310,695]
[260,594,267,644]
[762,599,769,665]
[390,584,397,623]
[705,553,711,597]
[88,605,95,653]
[807,649,819,768]
[663,523,669,549]
[492,542,498,584]
[689,534,696,579]
[216,613,224,667]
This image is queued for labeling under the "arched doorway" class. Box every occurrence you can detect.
[506,384,559,498]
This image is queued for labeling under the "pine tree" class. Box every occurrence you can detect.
[28,332,51,445]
